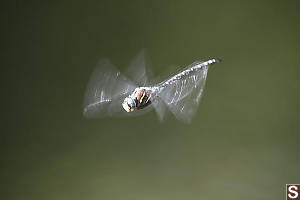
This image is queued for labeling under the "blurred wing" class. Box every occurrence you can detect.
[158,62,209,123]
[125,49,154,86]
[83,59,138,118]
[125,49,167,120]
[152,97,167,122]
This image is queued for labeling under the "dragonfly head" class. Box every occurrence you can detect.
[122,97,136,112]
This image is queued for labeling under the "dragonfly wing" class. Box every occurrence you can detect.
[125,49,167,120]
[125,49,154,86]
[83,59,138,118]
[151,97,167,121]
[158,62,209,123]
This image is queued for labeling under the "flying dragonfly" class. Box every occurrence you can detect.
[83,50,221,123]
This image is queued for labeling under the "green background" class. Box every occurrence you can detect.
[2,0,300,199]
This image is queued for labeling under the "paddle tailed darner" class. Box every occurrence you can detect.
[83,50,221,123]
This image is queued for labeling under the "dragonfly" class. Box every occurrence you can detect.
[83,50,220,123]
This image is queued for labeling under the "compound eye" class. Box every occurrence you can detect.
[122,99,132,112]
[122,97,136,112]
[129,98,136,107]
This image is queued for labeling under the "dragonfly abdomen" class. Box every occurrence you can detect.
[159,58,220,88]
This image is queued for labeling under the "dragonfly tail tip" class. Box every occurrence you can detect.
[215,58,222,63]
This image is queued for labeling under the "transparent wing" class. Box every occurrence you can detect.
[152,97,167,122]
[125,49,154,86]
[125,49,167,121]
[83,59,138,118]
[157,62,210,123]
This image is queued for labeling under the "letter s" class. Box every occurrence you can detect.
[288,185,299,199]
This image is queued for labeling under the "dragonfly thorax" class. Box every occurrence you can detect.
[122,87,154,112]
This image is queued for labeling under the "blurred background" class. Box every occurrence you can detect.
[1,0,300,199]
